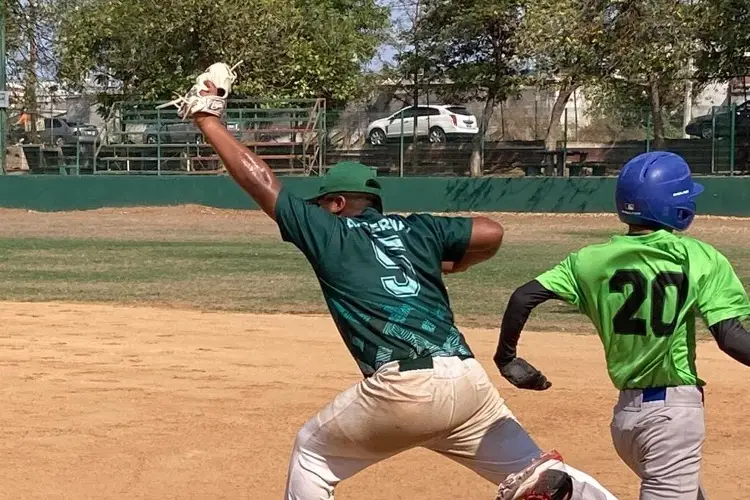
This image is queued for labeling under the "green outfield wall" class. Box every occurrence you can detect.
[0,176,746,216]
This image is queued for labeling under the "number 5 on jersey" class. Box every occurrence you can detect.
[609,269,689,338]
[372,235,421,298]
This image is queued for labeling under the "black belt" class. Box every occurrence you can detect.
[397,355,473,372]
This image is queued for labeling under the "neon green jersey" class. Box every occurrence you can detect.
[536,230,750,390]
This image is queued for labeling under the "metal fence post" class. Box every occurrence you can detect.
[730,102,736,176]
[562,108,568,176]
[710,107,716,174]
[645,113,652,153]
[156,108,162,175]
[320,101,326,175]
[399,113,405,177]
[75,136,80,174]
[481,129,486,173]
[0,6,6,175]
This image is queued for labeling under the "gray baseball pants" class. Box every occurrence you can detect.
[610,385,707,500]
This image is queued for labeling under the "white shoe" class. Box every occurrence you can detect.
[496,451,573,500]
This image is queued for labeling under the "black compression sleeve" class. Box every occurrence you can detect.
[709,318,750,366]
[495,280,560,366]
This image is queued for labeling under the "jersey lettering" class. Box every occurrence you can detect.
[610,270,648,336]
[609,269,689,338]
[372,235,421,297]
[651,271,689,337]
[347,216,407,233]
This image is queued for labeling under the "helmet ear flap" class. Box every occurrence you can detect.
[673,203,697,231]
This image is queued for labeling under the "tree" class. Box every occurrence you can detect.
[519,0,612,151]
[694,0,750,82]
[409,0,523,176]
[597,0,701,149]
[55,0,388,104]
[5,0,59,138]
[388,0,430,153]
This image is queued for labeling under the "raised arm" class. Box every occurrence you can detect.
[192,83,282,219]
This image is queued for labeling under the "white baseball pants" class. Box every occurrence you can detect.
[284,356,617,500]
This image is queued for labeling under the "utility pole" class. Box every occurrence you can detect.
[0,2,7,174]
[410,0,421,172]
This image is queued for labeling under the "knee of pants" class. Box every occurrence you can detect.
[286,426,336,500]
[293,422,314,453]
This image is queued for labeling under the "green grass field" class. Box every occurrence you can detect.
[1,208,748,335]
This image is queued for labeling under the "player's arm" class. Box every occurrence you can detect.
[495,280,561,366]
[441,217,503,273]
[696,247,750,366]
[491,280,559,391]
[495,254,581,391]
[709,319,750,366]
[193,84,282,219]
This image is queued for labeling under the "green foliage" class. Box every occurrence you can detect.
[4,0,58,81]
[582,1,701,142]
[519,0,610,87]
[3,1,22,59]
[603,0,698,80]
[407,0,524,101]
[55,0,388,103]
[695,0,750,80]
[584,80,650,129]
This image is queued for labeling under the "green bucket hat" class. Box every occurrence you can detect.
[306,161,383,204]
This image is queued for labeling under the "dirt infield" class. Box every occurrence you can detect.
[1,206,750,242]
[1,301,748,499]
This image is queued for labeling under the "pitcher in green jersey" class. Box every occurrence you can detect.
[497,151,750,500]
[172,66,618,500]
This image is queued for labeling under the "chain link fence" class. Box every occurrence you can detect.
[2,92,749,178]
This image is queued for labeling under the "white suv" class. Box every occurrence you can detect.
[366,105,479,146]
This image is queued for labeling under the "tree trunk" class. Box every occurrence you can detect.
[25,0,39,138]
[544,84,577,152]
[649,78,665,150]
[469,94,496,177]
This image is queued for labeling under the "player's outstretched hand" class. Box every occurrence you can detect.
[497,357,551,391]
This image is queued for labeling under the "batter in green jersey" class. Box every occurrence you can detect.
[496,152,750,500]
[175,64,619,500]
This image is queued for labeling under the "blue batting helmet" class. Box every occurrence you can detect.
[615,152,704,231]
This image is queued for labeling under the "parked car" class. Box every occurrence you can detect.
[42,117,98,146]
[685,100,750,139]
[143,120,243,144]
[365,105,479,146]
[143,121,202,144]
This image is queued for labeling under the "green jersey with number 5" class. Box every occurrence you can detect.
[536,230,750,390]
[274,188,474,376]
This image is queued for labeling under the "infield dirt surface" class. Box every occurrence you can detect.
[0,207,748,499]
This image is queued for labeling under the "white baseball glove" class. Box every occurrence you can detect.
[156,61,243,120]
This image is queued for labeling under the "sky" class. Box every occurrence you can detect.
[365,0,413,72]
